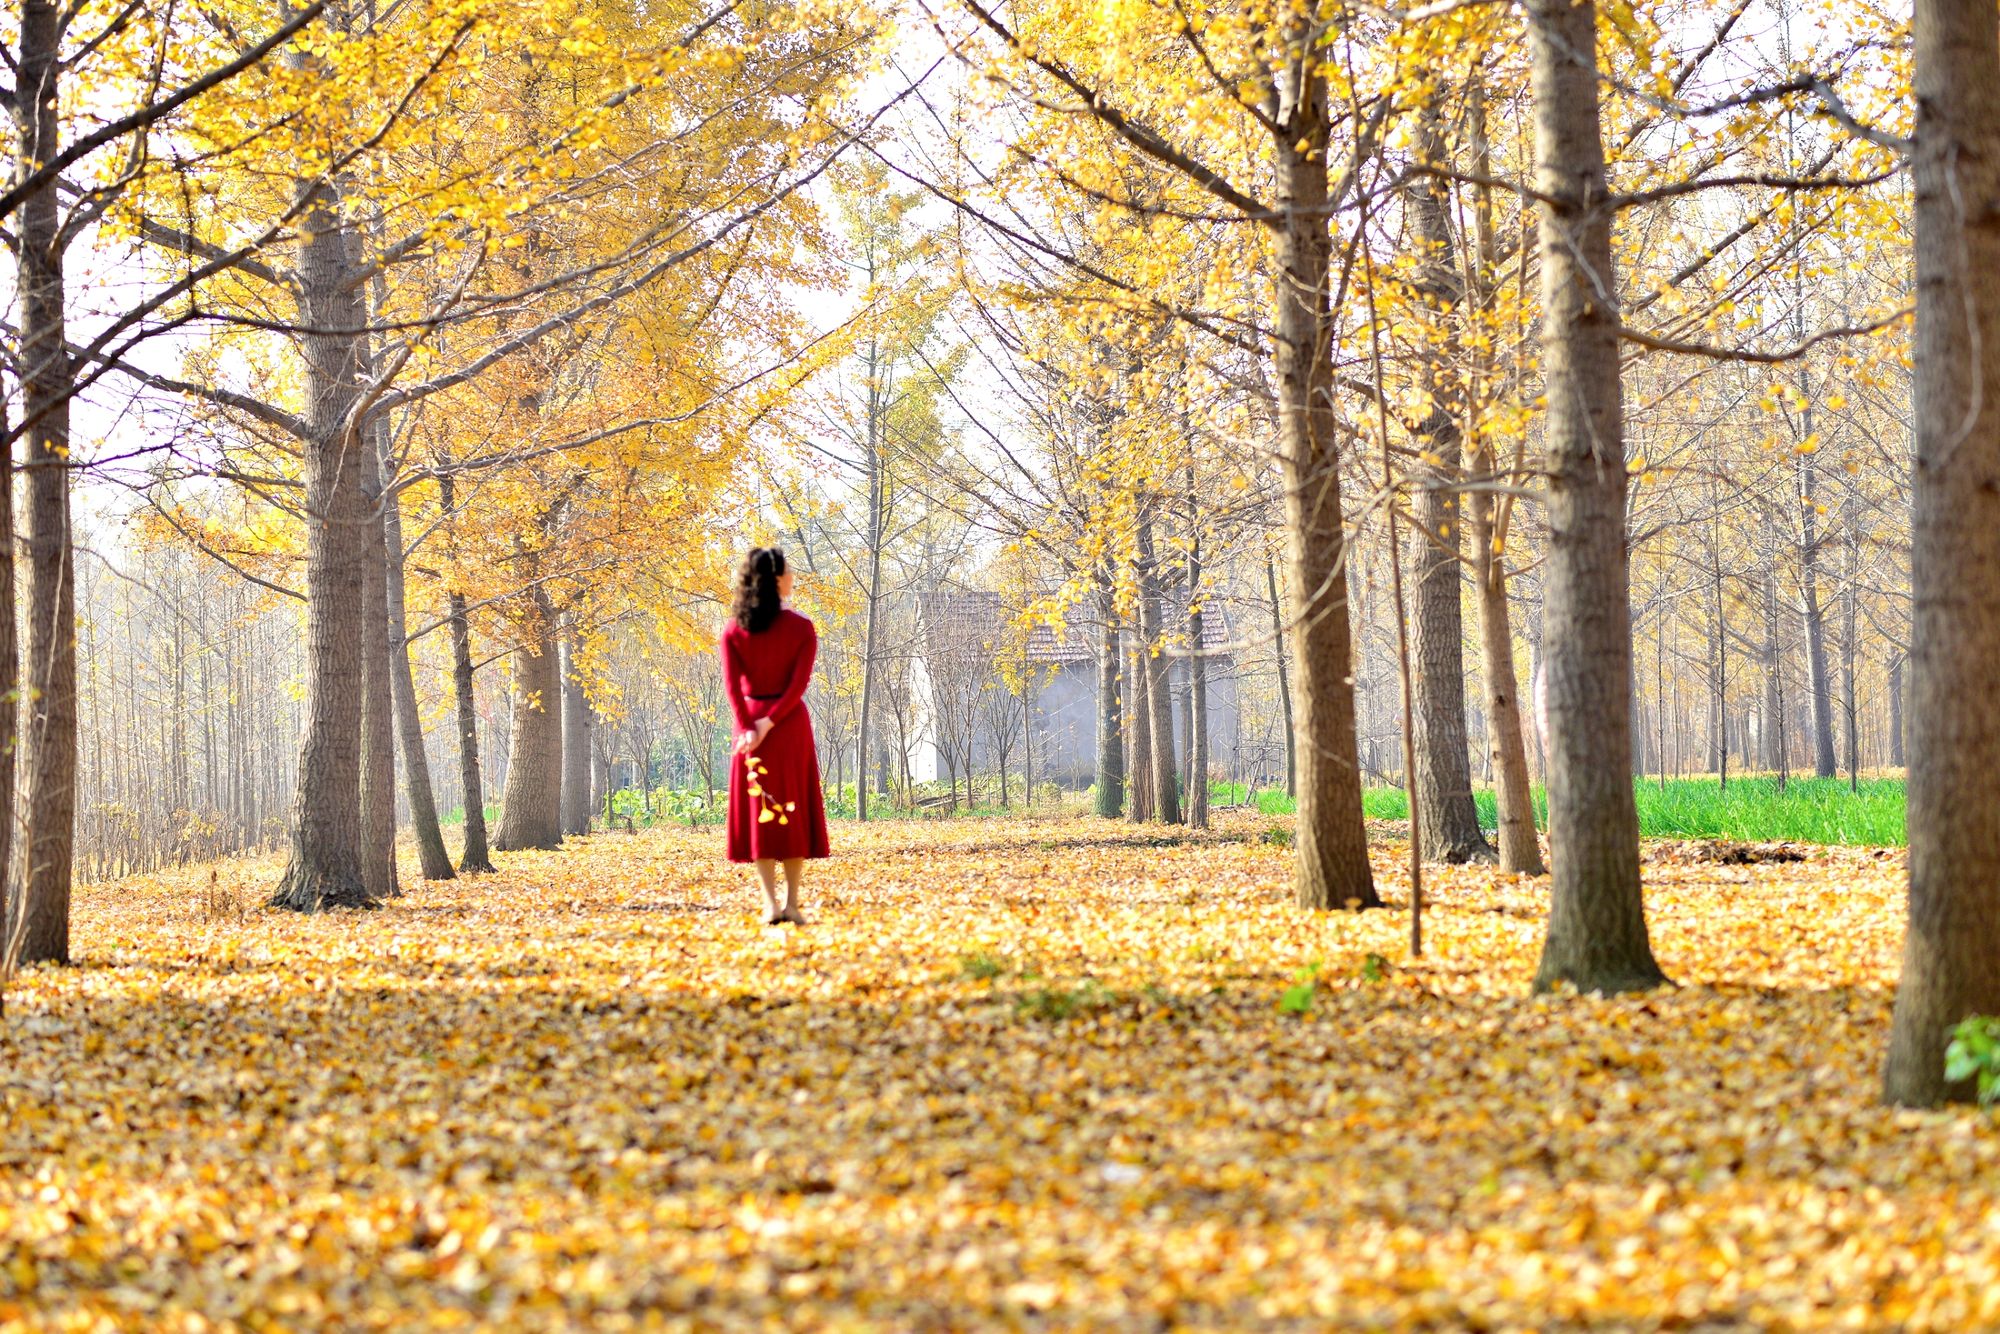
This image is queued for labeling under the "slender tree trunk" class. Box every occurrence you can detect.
[1127,635,1154,823]
[494,593,563,851]
[1889,650,1906,769]
[1186,492,1210,830]
[14,0,74,957]
[1526,0,1665,993]
[270,163,372,911]
[1094,575,1124,818]
[857,439,884,821]
[1884,0,2000,1104]
[1842,508,1859,789]
[438,473,494,872]
[1265,555,1296,798]
[560,633,593,837]
[1136,511,1181,824]
[1762,558,1785,772]
[358,412,399,901]
[384,469,454,881]
[1273,55,1377,908]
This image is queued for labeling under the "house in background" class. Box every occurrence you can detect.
[907,590,1238,790]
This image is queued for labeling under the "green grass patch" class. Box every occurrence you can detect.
[1227,775,1906,847]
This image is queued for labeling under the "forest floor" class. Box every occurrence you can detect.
[1,811,1993,1331]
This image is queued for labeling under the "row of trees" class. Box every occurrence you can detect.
[1,0,1992,1110]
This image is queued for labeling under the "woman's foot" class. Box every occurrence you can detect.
[779,907,808,926]
[765,911,787,926]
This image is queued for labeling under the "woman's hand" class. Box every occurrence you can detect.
[735,716,774,755]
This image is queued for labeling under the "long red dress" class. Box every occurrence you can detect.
[719,609,830,862]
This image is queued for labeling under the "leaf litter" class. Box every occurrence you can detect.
[0,814,1993,1331]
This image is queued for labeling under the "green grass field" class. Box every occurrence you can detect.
[1222,775,1908,847]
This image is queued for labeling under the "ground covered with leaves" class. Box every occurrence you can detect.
[1,812,1992,1331]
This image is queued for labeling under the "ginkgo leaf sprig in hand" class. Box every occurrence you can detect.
[743,754,793,827]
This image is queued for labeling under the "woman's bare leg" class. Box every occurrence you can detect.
[754,860,782,921]
[780,858,807,923]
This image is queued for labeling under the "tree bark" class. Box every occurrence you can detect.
[14,0,74,956]
[1799,451,1838,778]
[270,154,372,912]
[1273,52,1378,909]
[1186,492,1210,830]
[1094,574,1124,818]
[358,413,399,901]
[1265,555,1296,798]
[1526,0,1665,993]
[494,594,563,851]
[1888,650,1905,769]
[439,470,495,872]
[1407,95,1491,864]
[1884,0,2000,1105]
[561,633,593,837]
[1126,635,1153,823]
[1136,510,1181,824]
[384,460,454,880]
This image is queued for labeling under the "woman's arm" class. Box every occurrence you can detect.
[754,618,818,725]
[717,630,754,730]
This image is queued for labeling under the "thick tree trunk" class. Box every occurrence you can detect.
[494,595,563,851]
[1095,577,1124,818]
[1136,511,1181,824]
[270,168,372,912]
[561,634,593,837]
[1884,0,2000,1106]
[358,416,400,900]
[1407,95,1491,864]
[14,0,73,956]
[383,466,455,880]
[1526,0,1665,993]
[1273,59,1378,909]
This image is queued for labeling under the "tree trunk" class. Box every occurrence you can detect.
[494,595,563,851]
[1273,55,1378,909]
[270,162,372,912]
[1265,555,1296,798]
[1187,522,1210,830]
[1884,0,2000,1105]
[1526,0,1665,993]
[1762,558,1785,773]
[1406,93,1491,864]
[1799,443,1838,778]
[447,588,495,871]
[1094,576,1124,818]
[1127,636,1154,823]
[560,633,593,837]
[358,414,399,901]
[1136,511,1181,824]
[1889,650,1905,769]
[383,468,455,881]
[14,0,73,955]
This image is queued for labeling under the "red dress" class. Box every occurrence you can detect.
[719,609,830,862]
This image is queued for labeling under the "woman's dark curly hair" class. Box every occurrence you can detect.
[731,546,787,633]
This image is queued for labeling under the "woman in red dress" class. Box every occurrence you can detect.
[719,547,829,923]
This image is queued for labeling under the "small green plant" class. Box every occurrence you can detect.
[1261,825,1293,849]
[1279,962,1321,1016]
[1946,1016,2000,1106]
[1361,952,1388,983]
[1014,981,1102,1021]
[959,951,1006,981]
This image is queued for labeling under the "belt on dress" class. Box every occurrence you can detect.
[750,693,782,701]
